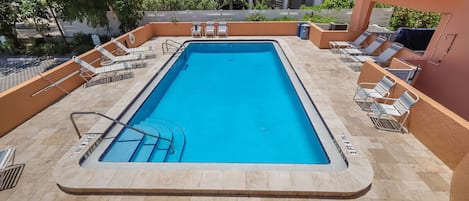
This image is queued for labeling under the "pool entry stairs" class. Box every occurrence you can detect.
[69,112,185,162]
[120,118,185,162]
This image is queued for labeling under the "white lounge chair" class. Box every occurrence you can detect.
[217,22,228,37]
[111,38,152,54]
[350,42,404,66]
[73,56,131,75]
[0,147,25,191]
[339,35,387,57]
[386,67,420,84]
[73,56,134,86]
[329,31,371,52]
[205,21,215,37]
[354,75,397,110]
[368,90,419,133]
[191,22,202,37]
[95,46,145,63]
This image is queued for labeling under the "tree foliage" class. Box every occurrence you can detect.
[112,0,144,33]
[53,0,144,33]
[54,0,111,28]
[0,0,21,45]
[20,0,51,37]
[389,7,440,30]
[142,0,219,11]
[301,0,354,10]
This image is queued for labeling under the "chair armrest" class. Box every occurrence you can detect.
[357,82,378,88]
[373,96,398,102]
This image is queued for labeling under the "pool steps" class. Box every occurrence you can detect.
[102,118,185,162]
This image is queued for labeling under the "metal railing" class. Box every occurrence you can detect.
[69,111,175,154]
[162,39,183,55]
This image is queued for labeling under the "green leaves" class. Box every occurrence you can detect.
[113,0,143,33]
[389,7,440,30]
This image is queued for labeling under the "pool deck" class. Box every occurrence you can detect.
[0,36,452,200]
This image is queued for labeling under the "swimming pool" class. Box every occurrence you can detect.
[56,39,374,197]
[83,40,346,171]
[101,41,329,164]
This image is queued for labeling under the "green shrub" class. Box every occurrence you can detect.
[301,0,353,10]
[304,14,342,23]
[246,13,268,21]
[388,7,440,30]
[70,32,112,55]
[271,16,298,21]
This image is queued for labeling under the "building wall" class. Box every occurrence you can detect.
[351,0,469,122]
[349,2,469,200]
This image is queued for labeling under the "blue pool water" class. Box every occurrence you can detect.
[100,42,330,164]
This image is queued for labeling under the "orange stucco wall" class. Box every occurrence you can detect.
[358,61,469,170]
[150,21,298,36]
[451,152,469,201]
[0,22,299,137]
[0,25,154,136]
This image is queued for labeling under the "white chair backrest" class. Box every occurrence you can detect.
[192,22,201,31]
[95,46,116,61]
[376,42,404,62]
[112,38,130,52]
[206,21,214,29]
[351,31,371,47]
[363,36,387,54]
[0,147,14,170]
[393,90,419,114]
[91,34,101,46]
[374,75,396,96]
[72,56,97,74]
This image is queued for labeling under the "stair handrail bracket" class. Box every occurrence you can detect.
[69,111,175,154]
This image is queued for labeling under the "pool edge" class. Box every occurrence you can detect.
[53,38,374,198]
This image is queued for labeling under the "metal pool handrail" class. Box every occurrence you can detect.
[69,111,175,154]
[162,39,184,55]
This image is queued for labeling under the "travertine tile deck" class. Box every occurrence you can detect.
[0,36,451,201]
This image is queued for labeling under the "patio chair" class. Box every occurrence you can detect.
[0,147,25,191]
[205,21,215,37]
[111,38,153,54]
[368,90,419,133]
[386,67,420,85]
[350,42,404,66]
[339,35,387,57]
[217,22,228,37]
[353,75,396,110]
[191,22,202,37]
[329,31,371,52]
[73,56,134,86]
[95,46,145,63]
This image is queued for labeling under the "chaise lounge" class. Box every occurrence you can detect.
[329,31,371,52]
[0,147,25,191]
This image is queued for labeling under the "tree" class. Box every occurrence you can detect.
[54,0,111,29]
[19,0,51,37]
[389,7,440,30]
[112,0,144,33]
[0,0,21,46]
[53,0,145,33]
[318,0,354,9]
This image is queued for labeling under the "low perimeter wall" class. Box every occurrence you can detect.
[0,24,154,136]
[0,21,299,137]
[358,60,469,169]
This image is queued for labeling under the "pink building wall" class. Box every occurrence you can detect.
[351,0,469,120]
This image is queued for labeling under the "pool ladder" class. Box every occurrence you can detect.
[69,111,176,154]
[162,39,184,55]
